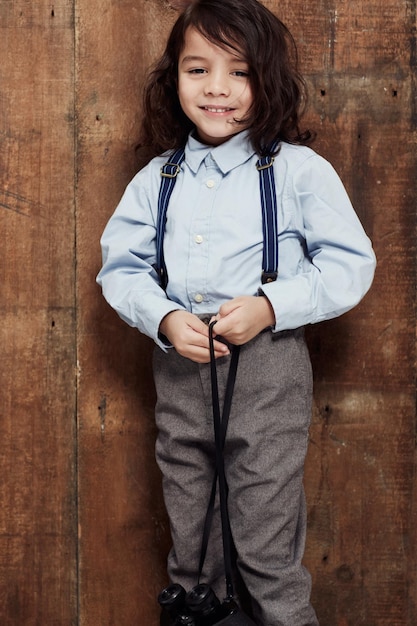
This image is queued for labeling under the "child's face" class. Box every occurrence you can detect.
[177,27,253,146]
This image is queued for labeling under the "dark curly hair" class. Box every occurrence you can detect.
[139,0,314,158]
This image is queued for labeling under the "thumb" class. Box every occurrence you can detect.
[218,298,241,319]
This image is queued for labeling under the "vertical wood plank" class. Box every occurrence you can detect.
[0,1,77,624]
[75,2,177,624]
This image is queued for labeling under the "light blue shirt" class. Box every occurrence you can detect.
[97,131,376,349]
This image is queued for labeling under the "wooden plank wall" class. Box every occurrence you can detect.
[0,0,416,625]
[0,2,78,625]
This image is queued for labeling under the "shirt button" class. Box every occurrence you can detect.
[206,179,215,188]
[194,294,204,303]
[195,235,204,244]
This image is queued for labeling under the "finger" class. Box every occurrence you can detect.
[209,317,233,338]
[183,344,229,364]
[198,340,230,359]
[188,318,210,336]
[218,298,242,318]
[187,327,226,350]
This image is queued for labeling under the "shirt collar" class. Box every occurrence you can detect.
[185,130,256,174]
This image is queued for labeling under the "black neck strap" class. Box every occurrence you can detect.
[197,322,240,600]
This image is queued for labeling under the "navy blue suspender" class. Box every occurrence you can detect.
[156,144,280,290]
[256,148,280,284]
[156,148,186,290]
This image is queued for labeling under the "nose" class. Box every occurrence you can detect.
[204,71,231,97]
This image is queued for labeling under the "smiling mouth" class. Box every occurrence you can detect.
[202,106,235,113]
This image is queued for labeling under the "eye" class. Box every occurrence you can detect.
[232,69,250,77]
[187,68,207,74]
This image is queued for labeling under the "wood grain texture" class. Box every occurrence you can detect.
[292,0,417,624]
[0,0,415,624]
[75,2,176,624]
[0,1,77,624]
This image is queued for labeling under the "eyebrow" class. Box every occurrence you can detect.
[180,55,207,65]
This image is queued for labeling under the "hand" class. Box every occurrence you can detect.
[211,295,275,345]
[159,310,230,363]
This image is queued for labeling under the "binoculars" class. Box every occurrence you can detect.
[158,583,239,626]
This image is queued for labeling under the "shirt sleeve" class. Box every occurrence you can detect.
[96,167,185,349]
[261,153,376,330]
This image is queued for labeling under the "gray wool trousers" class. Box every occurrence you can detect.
[153,328,319,626]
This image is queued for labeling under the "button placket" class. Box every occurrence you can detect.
[187,158,220,309]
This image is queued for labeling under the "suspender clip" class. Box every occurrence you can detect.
[160,163,181,178]
[158,267,168,290]
[256,156,275,171]
[261,271,278,284]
